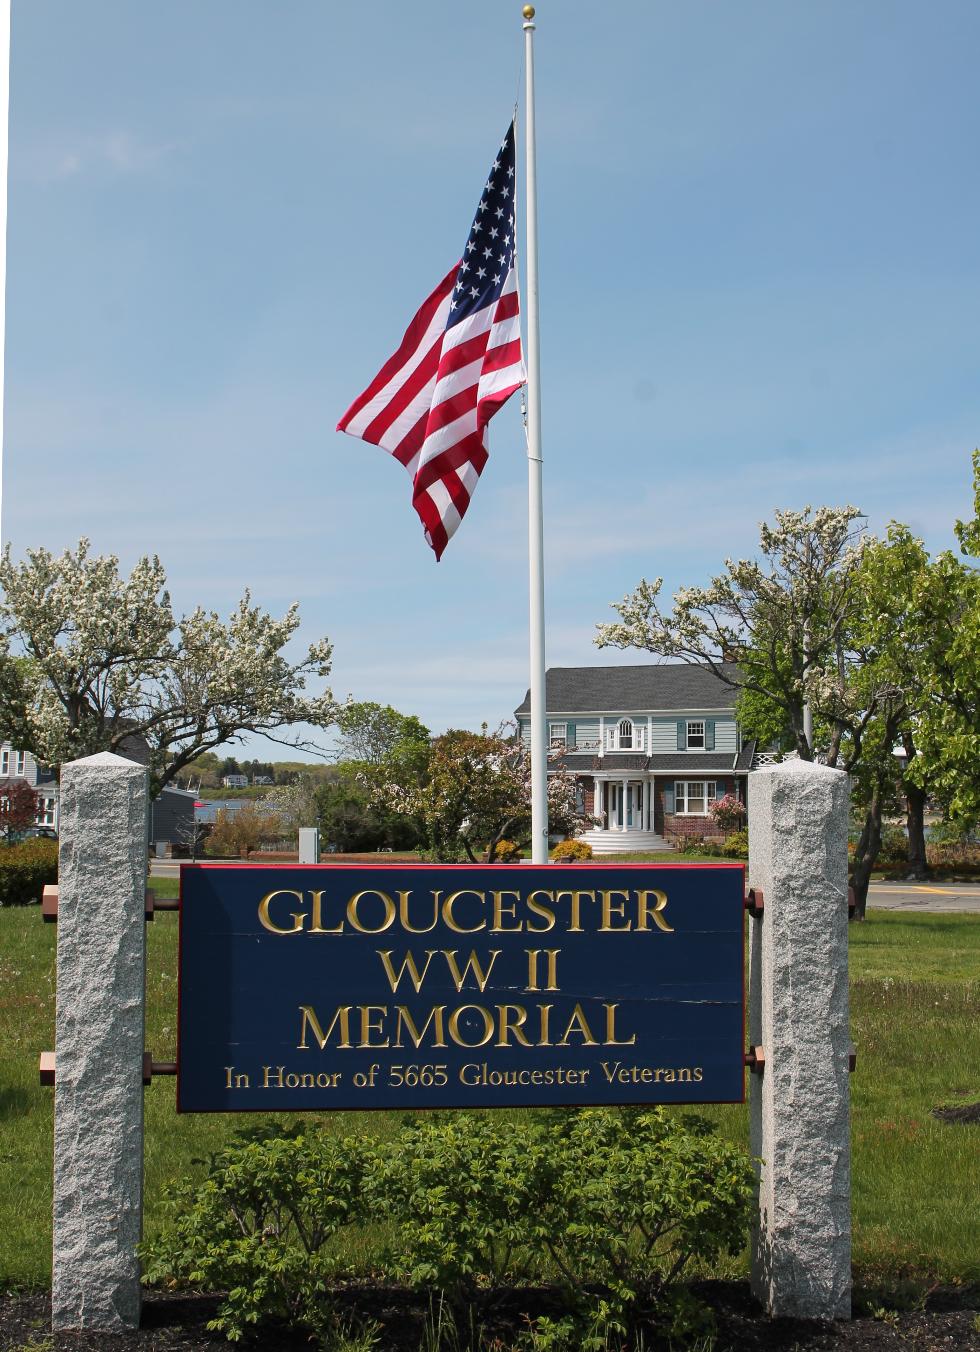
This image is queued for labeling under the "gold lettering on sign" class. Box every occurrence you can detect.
[494,1004,533,1047]
[636,889,673,932]
[377,949,438,993]
[399,890,440,934]
[440,890,487,933]
[557,1002,598,1046]
[524,949,560,992]
[443,949,501,993]
[599,889,631,931]
[258,889,306,934]
[357,1005,391,1048]
[394,1004,448,1049]
[553,890,595,932]
[525,889,557,932]
[347,890,397,934]
[297,1004,352,1049]
[309,890,343,934]
[447,1004,495,1047]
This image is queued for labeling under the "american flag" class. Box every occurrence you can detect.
[337,123,525,560]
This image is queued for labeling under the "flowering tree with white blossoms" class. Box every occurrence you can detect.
[371,723,593,863]
[594,492,980,915]
[0,539,337,794]
[595,506,873,765]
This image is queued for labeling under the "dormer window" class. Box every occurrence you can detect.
[686,720,705,749]
[618,719,633,749]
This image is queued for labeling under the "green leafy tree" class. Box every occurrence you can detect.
[596,506,870,763]
[0,539,337,793]
[594,505,956,915]
[335,700,430,767]
[373,724,591,863]
[904,451,980,828]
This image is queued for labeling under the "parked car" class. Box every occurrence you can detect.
[20,826,58,841]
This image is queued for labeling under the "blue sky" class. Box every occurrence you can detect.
[4,1,979,756]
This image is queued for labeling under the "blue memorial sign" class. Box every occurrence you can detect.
[177,863,745,1112]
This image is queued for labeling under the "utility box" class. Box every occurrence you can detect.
[298,827,320,864]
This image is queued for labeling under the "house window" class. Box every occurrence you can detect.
[0,749,8,777]
[618,719,633,749]
[37,796,56,827]
[674,781,717,815]
[686,721,705,750]
[549,722,567,750]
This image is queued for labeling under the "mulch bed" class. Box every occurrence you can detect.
[2,1283,978,1351]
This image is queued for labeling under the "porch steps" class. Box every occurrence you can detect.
[575,829,672,856]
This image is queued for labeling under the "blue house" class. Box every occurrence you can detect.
[515,664,756,853]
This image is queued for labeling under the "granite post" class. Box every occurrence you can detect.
[748,758,851,1319]
[52,752,149,1331]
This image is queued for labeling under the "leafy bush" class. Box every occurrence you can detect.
[551,839,592,862]
[145,1111,754,1344]
[493,838,523,862]
[372,1113,551,1302]
[141,1124,375,1342]
[722,829,749,858]
[926,841,980,871]
[877,826,909,867]
[0,839,58,906]
[375,1109,752,1332]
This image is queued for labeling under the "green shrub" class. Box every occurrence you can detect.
[376,1108,753,1332]
[531,1108,754,1334]
[722,829,749,858]
[0,839,58,906]
[493,838,523,862]
[551,839,592,862]
[144,1111,754,1343]
[141,1124,375,1342]
[372,1112,551,1302]
[877,827,909,867]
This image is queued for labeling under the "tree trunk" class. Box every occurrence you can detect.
[850,792,883,921]
[904,778,929,880]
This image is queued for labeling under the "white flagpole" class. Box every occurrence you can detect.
[0,0,10,543]
[522,4,548,864]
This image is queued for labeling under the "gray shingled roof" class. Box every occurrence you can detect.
[515,663,741,715]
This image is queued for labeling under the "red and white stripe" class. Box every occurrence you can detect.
[337,264,525,560]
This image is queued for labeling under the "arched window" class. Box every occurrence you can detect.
[618,719,633,749]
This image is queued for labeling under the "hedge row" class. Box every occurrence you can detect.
[0,839,57,906]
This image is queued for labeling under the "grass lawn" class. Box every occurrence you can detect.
[1,898,977,1297]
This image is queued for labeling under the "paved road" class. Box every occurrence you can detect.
[867,880,980,913]
[148,862,980,913]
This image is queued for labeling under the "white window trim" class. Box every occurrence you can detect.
[674,780,717,816]
[549,721,567,750]
[0,750,8,777]
[686,720,705,750]
[605,719,646,752]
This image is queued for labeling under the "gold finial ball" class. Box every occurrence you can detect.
[523,5,535,18]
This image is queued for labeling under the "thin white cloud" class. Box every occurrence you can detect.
[15,129,179,184]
